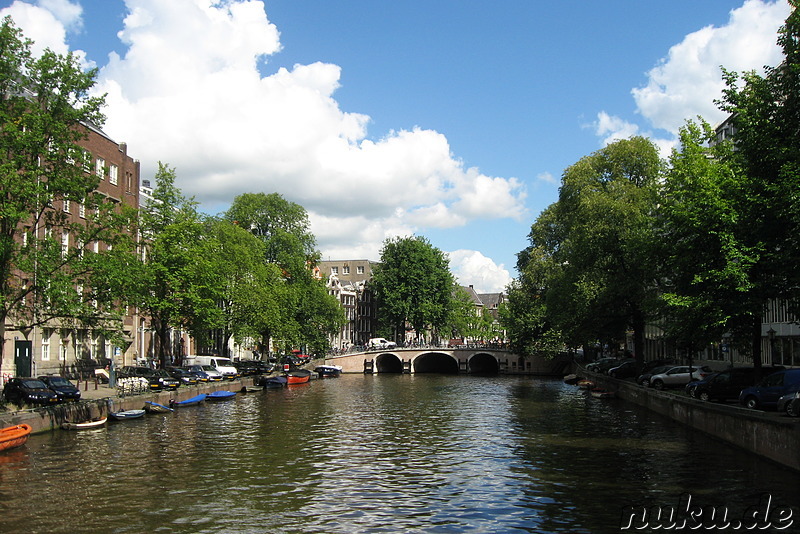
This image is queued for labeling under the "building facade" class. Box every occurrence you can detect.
[2,125,142,380]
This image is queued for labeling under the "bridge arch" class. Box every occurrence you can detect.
[413,352,459,374]
[468,352,500,375]
[375,352,404,373]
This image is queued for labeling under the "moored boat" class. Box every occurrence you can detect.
[258,375,287,388]
[576,379,595,389]
[61,417,108,430]
[170,393,207,407]
[563,374,579,385]
[286,369,312,385]
[207,390,237,401]
[109,409,146,420]
[0,424,32,452]
[144,401,174,413]
[590,388,616,399]
[315,365,342,378]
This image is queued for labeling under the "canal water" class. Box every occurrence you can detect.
[1,375,799,533]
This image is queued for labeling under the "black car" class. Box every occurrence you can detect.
[38,375,81,402]
[165,366,198,386]
[119,366,180,390]
[686,366,784,402]
[3,377,59,406]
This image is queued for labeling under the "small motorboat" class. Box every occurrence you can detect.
[286,369,312,385]
[576,379,595,389]
[144,401,174,413]
[109,409,146,421]
[314,365,342,378]
[590,388,616,399]
[170,393,207,407]
[207,390,237,401]
[258,375,287,388]
[241,385,264,392]
[61,417,108,431]
[0,424,32,452]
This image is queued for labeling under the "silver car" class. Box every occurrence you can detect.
[649,365,713,390]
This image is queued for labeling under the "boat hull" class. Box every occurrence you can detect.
[61,418,108,430]
[109,409,146,420]
[0,424,32,452]
[207,390,237,401]
[286,370,311,385]
[171,393,207,407]
[144,401,174,413]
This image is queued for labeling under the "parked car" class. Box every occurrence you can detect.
[2,377,59,406]
[38,375,81,402]
[368,337,397,349]
[739,369,800,410]
[637,365,675,387]
[686,367,783,402]
[119,366,179,390]
[585,358,618,372]
[606,359,639,378]
[648,365,713,390]
[165,366,198,386]
[777,390,800,417]
[187,364,223,382]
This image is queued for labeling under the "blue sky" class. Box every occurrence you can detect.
[1,0,791,292]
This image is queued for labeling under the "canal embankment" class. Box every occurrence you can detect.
[581,365,800,472]
[0,377,256,435]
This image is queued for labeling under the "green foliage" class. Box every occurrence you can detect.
[0,17,128,366]
[371,236,454,341]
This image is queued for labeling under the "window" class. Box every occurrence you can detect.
[63,199,70,213]
[109,164,118,185]
[82,150,91,173]
[96,158,105,177]
[41,332,50,361]
[343,266,350,275]
[61,231,69,257]
[357,266,365,275]
[331,266,338,275]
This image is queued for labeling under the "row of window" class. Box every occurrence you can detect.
[330,265,366,275]
[38,330,111,362]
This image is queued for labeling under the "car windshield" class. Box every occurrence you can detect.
[22,379,47,388]
[202,366,216,372]
[47,377,71,386]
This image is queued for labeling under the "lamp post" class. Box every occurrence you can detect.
[767,327,776,365]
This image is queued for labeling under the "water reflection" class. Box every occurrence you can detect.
[0,375,798,533]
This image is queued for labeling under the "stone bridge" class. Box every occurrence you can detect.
[323,348,572,375]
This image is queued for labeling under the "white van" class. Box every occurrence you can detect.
[368,338,397,349]
[184,355,239,380]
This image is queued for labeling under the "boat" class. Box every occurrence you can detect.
[241,385,264,392]
[144,401,174,413]
[576,379,595,389]
[109,409,146,420]
[0,424,32,452]
[590,389,616,399]
[207,390,237,401]
[315,365,342,378]
[285,369,312,385]
[259,375,287,388]
[61,417,108,430]
[563,374,579,385]
[170,393,207,407]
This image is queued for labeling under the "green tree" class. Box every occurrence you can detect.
[130,163,220,366]
[371,236,455,343]
[225,192,342,355]
[0,18,131,370]
[707,3,800,373]
[515,137,664,360]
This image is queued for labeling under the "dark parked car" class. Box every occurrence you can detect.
[637,365,675,387]
[686,367,783,402]
[119,366,180,390]
[38,375,81,402]
[166,366,198,386]
[3,377,59,406]
[777,390,800,417]
[740,369,800,410]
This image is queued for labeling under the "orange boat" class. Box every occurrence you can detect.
[286,369,311,385]
[0,424,32,452]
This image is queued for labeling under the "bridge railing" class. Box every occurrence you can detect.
[326,341,510,358]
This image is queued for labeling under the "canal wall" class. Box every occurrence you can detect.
[583,368,800,473]
[0,379,254,435]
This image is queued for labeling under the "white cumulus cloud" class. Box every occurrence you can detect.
[448,250,512,294]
